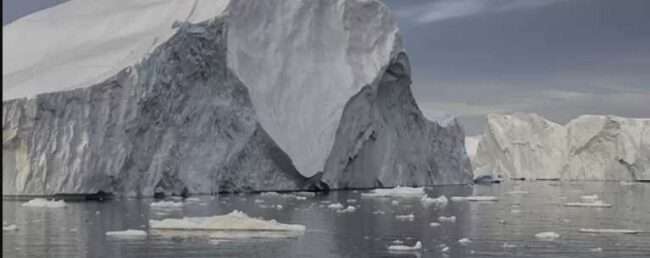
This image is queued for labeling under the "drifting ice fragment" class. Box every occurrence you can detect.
[328,203,344,209]
[372,210,385,215]
[362,187,425,198]
[579,195,599,202]
[105,229,147,238]
[535,232,560,240]
[388,241,422,251]
[429,222,440,227]
[421,195,448,207]
[503,242,517,248]
[458,238,472,245]
[22,198,66,208]
[590,247,603,252]
[336,206,356,213]
[395,214,415,221]
[150,201,184,209]
[439,216,456,223]
[3,224,18,231]
[579,228,639,234]
[391,200,400,206]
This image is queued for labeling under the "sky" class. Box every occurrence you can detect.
[4,0,650,135]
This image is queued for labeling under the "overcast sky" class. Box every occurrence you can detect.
[4,0,649,134]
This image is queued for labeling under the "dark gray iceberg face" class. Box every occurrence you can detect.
[322,54,472,188]
[2,0,472,196]
[3,20,305,196]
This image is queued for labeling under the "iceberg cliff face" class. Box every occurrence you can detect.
[471,113,650,181]
[2,0,471,196]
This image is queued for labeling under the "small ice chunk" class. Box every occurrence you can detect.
[439,216,456,223]
[362,186,425,198]
[564,201,611,208]
[22,198,66,208]
[590,247,603,252]
[336,206,356,213]
[275,205,283,210]
[151,201,184,209]
[106,229,147,238]
[429,222,440,227]
[185,197,201,202]
[506,190,529,195]
[579,228,639,234]
[395,214,415,221]
[328,203,344,209]
[420,195,448,207]
[451,196,498,202]
[3,224,18,231]
[391,200,400,206]
[293,196,307,200]
[535,232,560,240]
[346,199,357,203]
[503,242,517,248]
[441,246,450,252]
[392,240,404,244]
[254,199,265,204]
[372,210,385,215]
[388,241,422,251]
[458,238,472,245]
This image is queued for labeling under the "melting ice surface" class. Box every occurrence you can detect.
[3,181,650,258]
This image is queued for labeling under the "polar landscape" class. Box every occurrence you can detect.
[2,0,649,258]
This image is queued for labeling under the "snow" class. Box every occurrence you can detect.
[451,196,498,202]
[150,210,305,239]
[150,201,184,209]
[471,113,650,180]
[395,214,415,221]
[3,224,18,231]
[438,216,456,223]
[535,232,560,240]
[3,0,230,100]
[361,187,425,198]
[564,201,612,208]
[458,238,472,245]
[579,228,639,234]
[388,241,422,251]
[105,229,147,238]
[22,198,66,208]
[420,195,448,207]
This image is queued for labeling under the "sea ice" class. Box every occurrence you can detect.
[150,201,184,209]
[22,198,66,208]
[361,187,425,198]
[388,241,422,251]
[105,229,147,238]
[535,232,560,240]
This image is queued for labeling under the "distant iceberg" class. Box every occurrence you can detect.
[22,198,66,208]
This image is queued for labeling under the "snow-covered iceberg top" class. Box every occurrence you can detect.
[470,113,650,181]
[150,210,305,239]
[22,198,66,208]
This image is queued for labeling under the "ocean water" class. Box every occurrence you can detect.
[3,181,650,258]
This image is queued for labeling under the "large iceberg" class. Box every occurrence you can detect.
[2,0,471,196]
[470,113,650,181]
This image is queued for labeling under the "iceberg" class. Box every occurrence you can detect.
[535,232,560,241]
[105,229,147,238]
[3,224,18,231]
[388,241,422,251]
[336,206,357,214]
[150,210,305,239]
[22,198,66,208]
[420,195,448,207]
[450,196,498,202]
[361,186,425,198]
[458,238,472,245]
[150,201,184,209]
[564,201,612,208]
[395,214,415,221]
[470,113,650,181]
[438,216,456,223]
[328,203,345,210]
[578,228,639,234]
[3,0,472,196]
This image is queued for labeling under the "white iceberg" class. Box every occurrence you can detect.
[590,247,603,252]
[439,216,456,223]
[328,203,344,210]
[22,198,66,208]
[458,238,472,245]
[535,232,560,241]
[420,195,448,207]
[150,210,305,239]
[3,224,18,231]
[564,201,611,208]
[579,228,639,234]
[150,201,184,209]
[336,206,356,213]
[503,242,517,248]
[105,229,147,238]
[395,214,415,221]
[429,222,440,227]
[361,187,425,198]
[388,241,422,251]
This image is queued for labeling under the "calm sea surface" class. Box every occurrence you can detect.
[3,181,650,258]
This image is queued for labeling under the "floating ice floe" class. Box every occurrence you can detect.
[3,224,18,231]
[150,210,305,239]
[451,196,498,202]
[336,206,356,213]
[580,195,599,202]
[361,186,425,198]
[439,216,456,223]
[150,201,184,209]
[328,203,344,209]
[420,195,448,207]
[429,222,440,227]
[441,245,450,252]
[22,198,66,208]
[458,238,472,245]
[535,232,560,241]
[564,201,611,208]
[579,228,639,234]
[105,229,147,238]
[372,210,385,215]
[395,214,415,221]
[388,241,422,251]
